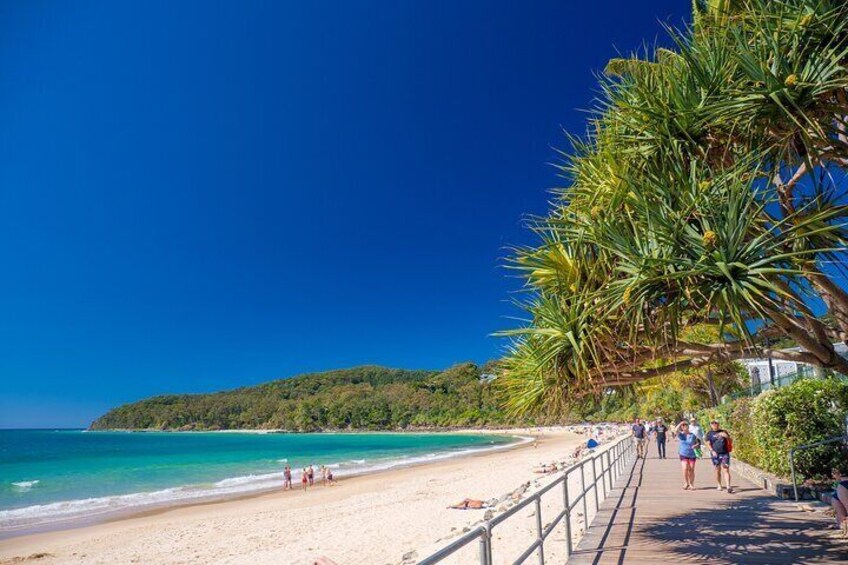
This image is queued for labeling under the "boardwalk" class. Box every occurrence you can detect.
[568,443,848,564]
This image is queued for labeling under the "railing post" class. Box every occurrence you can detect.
[598,454,607,499]
[580,463,588,531]
[617,442,622,474]
[592,457,599,511]
[790,448,799,502]
[563,471,573,556]
[535,497,544,565]
[479,524,492,565]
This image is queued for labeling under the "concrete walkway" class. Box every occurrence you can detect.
[568,443,848,564]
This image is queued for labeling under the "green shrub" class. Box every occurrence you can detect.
[699,377,848,480]
[753,378,848,479]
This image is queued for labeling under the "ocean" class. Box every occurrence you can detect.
[0,429,519,535]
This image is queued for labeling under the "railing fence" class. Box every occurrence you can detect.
[418,433,635,565]
[789,434,848,501]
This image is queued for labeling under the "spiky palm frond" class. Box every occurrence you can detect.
[502,0,848,415]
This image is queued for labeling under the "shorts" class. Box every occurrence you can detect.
[679,456,697,463]
[711,454,731,467]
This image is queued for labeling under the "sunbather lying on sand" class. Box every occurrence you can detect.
[533,463,557,474]
[448,498,490,510]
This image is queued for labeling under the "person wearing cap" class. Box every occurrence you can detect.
[672,420,700,489]
[705,420,733,493]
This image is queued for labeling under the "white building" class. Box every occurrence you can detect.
[739,343,848,388]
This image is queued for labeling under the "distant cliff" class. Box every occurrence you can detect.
[90,363,516,431]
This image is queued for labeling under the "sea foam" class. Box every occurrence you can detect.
[11,481,40,491]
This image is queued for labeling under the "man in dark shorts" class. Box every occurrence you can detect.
[705,420,732,493]
[654,418,668,459]
[283,464,292,490]
[631,418,647,458]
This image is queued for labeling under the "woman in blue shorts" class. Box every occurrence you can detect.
[672,420,700,490]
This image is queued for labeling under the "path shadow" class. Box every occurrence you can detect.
[638,495,848,563]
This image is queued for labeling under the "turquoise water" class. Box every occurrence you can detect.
[0,429,517,532]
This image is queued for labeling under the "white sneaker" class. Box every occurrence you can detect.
[716,485,723,491]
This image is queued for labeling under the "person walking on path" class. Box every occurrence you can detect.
[654,418,668,459]
[688,418,704,456]
[631,418,647,459]
[672,420,700,490]
[705,420,733,493]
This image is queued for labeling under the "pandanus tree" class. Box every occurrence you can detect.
[499,0,848,416]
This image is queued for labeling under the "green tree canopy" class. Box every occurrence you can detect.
[90,364,519,431]
[500,0,848,416]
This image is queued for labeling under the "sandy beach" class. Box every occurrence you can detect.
[0,426,621,565]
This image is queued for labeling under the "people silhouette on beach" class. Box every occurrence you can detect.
[283,465,292,490]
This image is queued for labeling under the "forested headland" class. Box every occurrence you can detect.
[89,363,522,431]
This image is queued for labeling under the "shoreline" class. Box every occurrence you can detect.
[81,426,542,433]
[1,431,530,540]
[0,426,612,565]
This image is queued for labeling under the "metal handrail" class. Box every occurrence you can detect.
[789,434,848,501]
[417,433,635,565]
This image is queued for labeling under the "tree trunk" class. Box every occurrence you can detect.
[706,368,718,407]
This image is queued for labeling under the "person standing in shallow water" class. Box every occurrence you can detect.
[672,420,700,489]
[631,418,647,459]
[283,464,292,491]
[654,418,668,459]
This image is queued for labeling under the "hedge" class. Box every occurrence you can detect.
[698,377,848,480]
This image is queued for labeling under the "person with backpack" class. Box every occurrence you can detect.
[705,420,733,493]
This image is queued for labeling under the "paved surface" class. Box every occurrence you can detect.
[568,442,848,564]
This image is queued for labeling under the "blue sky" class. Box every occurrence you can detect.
[0,0,690,427]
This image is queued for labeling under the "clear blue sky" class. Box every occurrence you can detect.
[0,0,690,428]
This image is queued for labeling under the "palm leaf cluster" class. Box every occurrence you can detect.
[500,0,848,416]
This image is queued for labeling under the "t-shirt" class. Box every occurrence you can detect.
[632,424,646,439]
[655,424,668,441]
[678,433,699,458]
[706,429,729,455]
[689,424,704,440]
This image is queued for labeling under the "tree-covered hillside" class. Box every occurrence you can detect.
[90,364,517,431]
